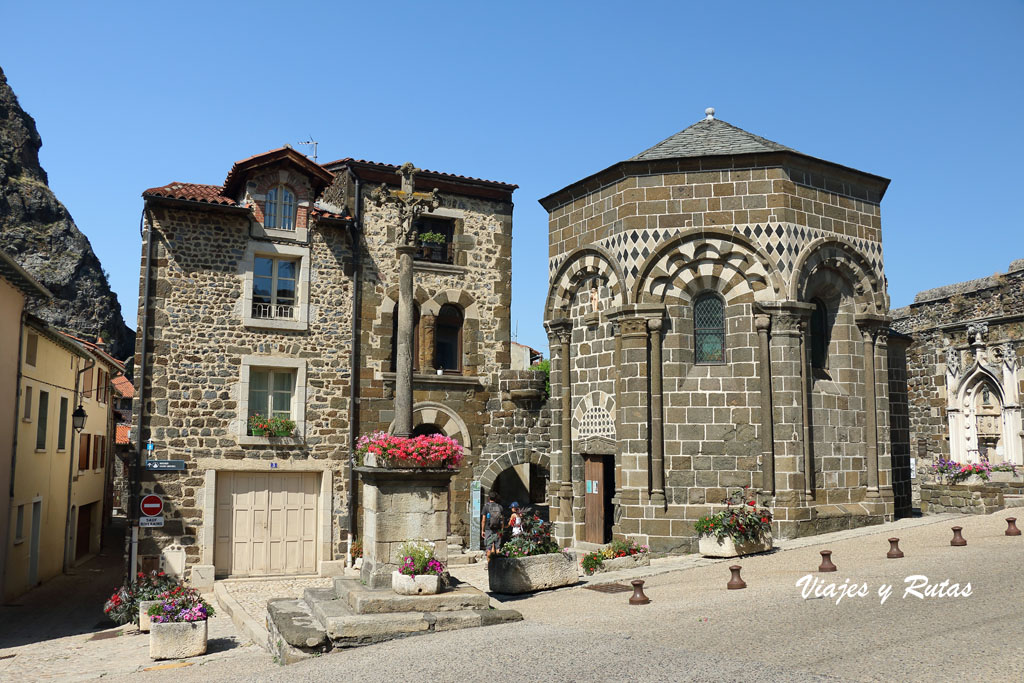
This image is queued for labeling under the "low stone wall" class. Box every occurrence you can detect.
[920,483,1004,515]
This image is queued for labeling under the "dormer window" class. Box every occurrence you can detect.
[265,186,296,230]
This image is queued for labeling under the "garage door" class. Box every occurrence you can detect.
[214,472,319,576]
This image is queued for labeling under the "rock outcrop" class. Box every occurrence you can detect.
[0,66,134,360]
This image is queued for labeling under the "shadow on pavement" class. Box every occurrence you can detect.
[0,517,126,649]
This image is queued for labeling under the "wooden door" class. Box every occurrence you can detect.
[215,472,318,577]
[583,455,604,544]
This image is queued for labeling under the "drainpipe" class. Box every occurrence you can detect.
[130,208,155,583]
[346,172,361,567]
[7,313,26,498]
[64,353,93,572]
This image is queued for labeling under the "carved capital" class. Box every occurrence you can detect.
[619,317,648,337]
[545,318,573,345]
[995,342,1017,369]
[755,314,772,333]
[771,312,803,335]
[648,318,663,333]
[967,322,989,347]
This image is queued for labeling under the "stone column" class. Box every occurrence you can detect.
[612,320,623,497]
[558,328,573,528]
[755,314,775,494]
[545,318,573,541]
[800,317,812,496]
[861,324,880,495]
[394,244,417,437]
[648,318,666,507]
[421,313,436,372]
[617,314,651,503]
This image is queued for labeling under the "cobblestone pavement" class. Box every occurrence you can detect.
[218,575,334,626]
[0,613,262,681]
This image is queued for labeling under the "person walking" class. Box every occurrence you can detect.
[481,491,504,560]
[508,502,523,537]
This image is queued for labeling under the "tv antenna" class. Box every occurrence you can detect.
[297,137,318,163]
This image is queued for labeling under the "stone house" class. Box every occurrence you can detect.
[540,110,898,552]
[135,148,516,580]
[890,258,1024,506]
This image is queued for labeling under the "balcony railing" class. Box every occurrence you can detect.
[252,302,296,320]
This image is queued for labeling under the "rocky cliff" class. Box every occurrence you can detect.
[0,66,134,360]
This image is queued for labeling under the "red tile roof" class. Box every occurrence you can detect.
[58,332,127,371]
[223,147,333,197]
[111,374,135,399]
[116,424,131,446]
[142,182,237,206]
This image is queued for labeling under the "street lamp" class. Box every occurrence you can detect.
[72,404,87,432]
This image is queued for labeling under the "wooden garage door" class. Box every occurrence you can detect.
[214,472,319,576]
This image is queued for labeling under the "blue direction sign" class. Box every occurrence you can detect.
[145,460,186,472]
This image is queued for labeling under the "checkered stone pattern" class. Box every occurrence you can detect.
[549,222,885,289]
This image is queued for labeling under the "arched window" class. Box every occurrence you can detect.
[810,298,830,370]
[693,293,725,364]
[435,304,463,374]
[389,303,420,372]
[265,186,297,230]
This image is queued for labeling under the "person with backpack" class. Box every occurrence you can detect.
[481,491,504,559]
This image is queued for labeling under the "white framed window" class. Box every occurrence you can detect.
[241,242,310,331]
[238,355,307,444]
[265,186,296,230]
[252,256,298,321]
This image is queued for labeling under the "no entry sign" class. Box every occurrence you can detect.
[140,494,163,517]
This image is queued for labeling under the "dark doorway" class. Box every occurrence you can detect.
[76,503,94,561]
[412,423,443,437]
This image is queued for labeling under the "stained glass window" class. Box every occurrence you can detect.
[694,293,725,363]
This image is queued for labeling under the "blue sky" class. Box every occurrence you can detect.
[2,1,1021,354]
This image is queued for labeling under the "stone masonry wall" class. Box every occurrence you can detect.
[919,483,1004,515]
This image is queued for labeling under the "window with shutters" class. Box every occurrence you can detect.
[57,397,69,451]
[78,433,90,471]
[35,391,48,450]
[26,333,38,366]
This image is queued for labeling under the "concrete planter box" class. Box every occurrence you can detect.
[985,471,1020,483]
[391,571,442,595]
[698,535,773,558]
[590,552,650,574]
[488,552,577,594]
[138,600,162,632]
[149,620,208,660]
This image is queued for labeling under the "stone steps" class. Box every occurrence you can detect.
[266,575,521,664]
[1004,495,1024,508]
[447,550,483,565]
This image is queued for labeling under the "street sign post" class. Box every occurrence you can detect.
[145,460,186,471]
[139,516,164,528]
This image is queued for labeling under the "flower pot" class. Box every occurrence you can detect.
[698,535,773,558]
[149,620,208,660]
[138,600,162,632]
[488,552,578,594]
[273,429,293,437]
[250,428,268,436]
[391,571,441,595]
[590,552,650,574]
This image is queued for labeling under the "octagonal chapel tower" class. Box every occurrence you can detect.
[540,110,894,551]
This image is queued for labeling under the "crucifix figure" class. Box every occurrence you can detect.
[371,163,441,436]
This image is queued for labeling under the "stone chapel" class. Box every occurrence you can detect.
[541,109,898,552]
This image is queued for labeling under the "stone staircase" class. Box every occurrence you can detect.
[445,534,484,566]
[267,575,520,663]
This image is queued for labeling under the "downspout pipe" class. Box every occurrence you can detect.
[7,313,26,498]
[346,172,361,567]
[63,353,93,573]
[130,207,154,583]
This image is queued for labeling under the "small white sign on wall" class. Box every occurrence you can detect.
[910,457,916,479]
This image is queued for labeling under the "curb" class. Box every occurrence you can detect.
[214,581,269,652]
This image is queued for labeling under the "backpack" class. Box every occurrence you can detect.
[484,501,504,531]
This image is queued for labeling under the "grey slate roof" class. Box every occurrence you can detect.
[630,117,797,161]
[0,249,51,299]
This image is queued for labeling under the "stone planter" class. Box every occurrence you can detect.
[698,535,773,558]
[391,571,442,595]
[488,552,578,594]
[138,600,162,632]
[987,471,1020,483]
[590,552,650,574]
[149,620,208,660]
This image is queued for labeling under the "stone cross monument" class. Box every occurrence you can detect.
[371,163,440,436]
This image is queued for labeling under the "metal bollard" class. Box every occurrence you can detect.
[628,579,650,605]
[886,538,904,559]
[818,550,837,572]
[950,526,967,546]
[727,565,746,590]
[1006,518,1021,536]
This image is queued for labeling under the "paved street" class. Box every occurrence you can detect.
[89,509,1022,682]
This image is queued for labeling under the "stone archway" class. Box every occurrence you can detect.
[480,449,551,518]
[387,401,472,451]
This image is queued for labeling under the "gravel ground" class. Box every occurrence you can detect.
[104,509,1024,683]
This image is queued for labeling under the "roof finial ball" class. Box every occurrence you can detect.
[705,107,715,121]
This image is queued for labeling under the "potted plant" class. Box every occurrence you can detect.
[417,230,446,259]
[354,431,464,469]
[581,538,650,575]
[488,509,577,594]
[391,541,446,595]
[147,586,215,660]
[247,413,271,436]
[695,488,773,558]
[103,570,178,632]
[269,416,296,437]
[350,538,363,570]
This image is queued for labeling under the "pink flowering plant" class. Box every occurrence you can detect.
[932,458,991,484]
[147,586,215,623]
[355,431,464,469]
[397,541,446,577]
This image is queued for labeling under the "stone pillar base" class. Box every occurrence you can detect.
[356,466,457,589]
